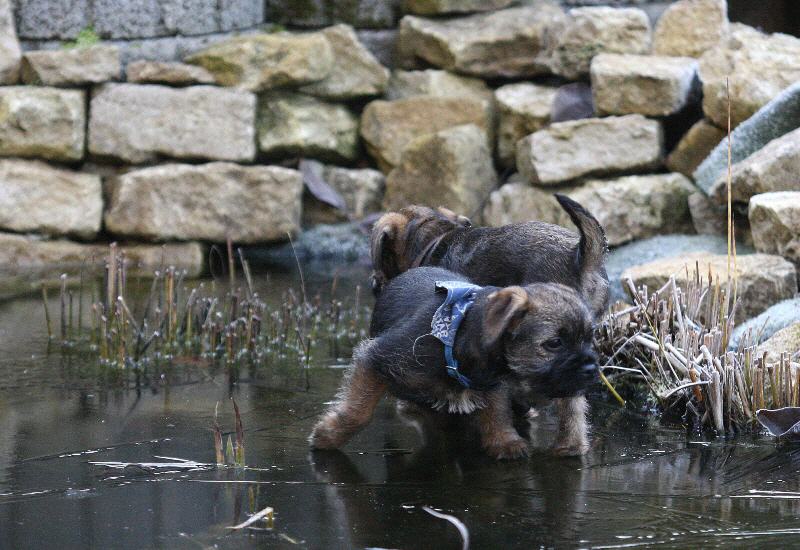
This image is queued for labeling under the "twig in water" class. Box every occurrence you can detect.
[422,506,469,550]
[227,506,274,530]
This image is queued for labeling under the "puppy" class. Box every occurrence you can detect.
[370,195,609,321]
[309,266,598,459]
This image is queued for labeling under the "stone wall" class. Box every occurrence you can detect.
[0,0,799,295]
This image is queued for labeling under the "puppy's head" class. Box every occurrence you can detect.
[479,283,597,398]
[370,206,470,295]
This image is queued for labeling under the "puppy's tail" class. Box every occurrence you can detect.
[554,193,608,290]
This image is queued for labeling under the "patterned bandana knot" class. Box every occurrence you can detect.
[431,280,482,388]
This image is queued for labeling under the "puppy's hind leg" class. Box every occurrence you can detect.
[552,396,589,457]
[309,349,387,450]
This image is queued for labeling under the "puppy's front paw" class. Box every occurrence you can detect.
[309,415,347,449]
[485,435,530,460]
[552,438,589,457]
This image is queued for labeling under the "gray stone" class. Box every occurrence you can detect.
[688,191,726,236]
[551,82,594,123]
[360,95,491,172]
[299,25,389,100]
[606,234,744,304]
[0,159,102,239]
[404,0,513,15]
[357,29,397,68]
[263,0,399,28]
[21,45,121,86]
[257,93,359,163]
[88,83,256,163]
[0,0,20,83]
[758,322,800,363]
[730,298,800,350]
[105,163,303,244]
[694,81,800,196]
[481,180,569,228]
[256,222,369,266]
[568,173,695,247]
[303,166,385,225]
[93,0,166,39]
[666,119,725,178]
[126,60,215,85]
[14,0,89,40]
[161,0,219,36]
[699,24,800,129]
[543,6,651,80]
[185,32,334,92]
[708,128,800,204]
[0,87,85,161]
[219,0,265,32]
[0,233,206,277]
[749,192,800,267]
[516,115,662,185]
[621,252,797,318]
[384,124,497,217]
[652,0,728,58]
[590,53,699,117]
[386,69,492,104]
[495,83,557,168]
[397,4,565,78]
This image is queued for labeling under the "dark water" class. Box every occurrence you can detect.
[2,265,800,549]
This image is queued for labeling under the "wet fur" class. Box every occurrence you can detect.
[310,267,597,459]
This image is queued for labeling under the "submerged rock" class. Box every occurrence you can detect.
[694,82,800,196]
[749,192,800,267]
[590,53,699,117]
[360,95,490,172]
[543,6,651,80]
[621,252,797,318]
[384,124,497,218]
[516,115,662,185]
[730,298,800,350]
[126,60,215,85]
[21,45,121,86]
[652,0,728,58]
[0,87,84,161]
[0,159,102,240]
[105,163,302,244]
[397,5,565,78]
[495,83,556,168]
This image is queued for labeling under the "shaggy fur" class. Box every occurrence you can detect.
[309,267,598,459]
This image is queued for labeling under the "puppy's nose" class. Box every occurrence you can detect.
[580,362,598,379]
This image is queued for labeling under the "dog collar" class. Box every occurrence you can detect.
[431,280,482,388]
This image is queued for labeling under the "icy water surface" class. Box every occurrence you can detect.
[2,264,800,549]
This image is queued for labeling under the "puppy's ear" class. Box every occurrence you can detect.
[482,287,531,350]
[437,207,471,227]
[370,212,407,288]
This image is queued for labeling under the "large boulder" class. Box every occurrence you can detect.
[694,81,800,196]
[0,233,205,278]
[88,83,256,163]
[0,0,21,84]
[0,159,102,240]
[126,60,215,85]
[257,93,359,163]
[707,127,800,204]
[568,174,695,247]
[303,165,385,225]
[0,87,84,161]
[652,0,728,58]
[749,192,800,267]
[21,45,121,86]
[621,252,797,318]
[699,24,800,128]
[185,32,333,91]
[404,0,513,15]
[666,119,725,177]
[481,180,568,228]
[396,5,565,78]
[495,83,556,168]
[758,322,800,362]
[384,124,497,217]
[105,163,303,244]
[543,7,651,80]
[516,115,662,185]
[298,24,388,100]
[590,53,699,117]
[360,96,490,172]
[386,69,492,104]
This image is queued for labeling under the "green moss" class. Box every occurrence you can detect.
[62,26,100,50]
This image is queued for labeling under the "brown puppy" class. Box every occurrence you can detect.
[370,195,609,321]
[310,267,597,459]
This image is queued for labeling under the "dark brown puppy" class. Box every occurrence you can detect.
[370,195,609,321]
[309,267,597,459]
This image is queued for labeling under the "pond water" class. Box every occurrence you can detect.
[1,263,800,549]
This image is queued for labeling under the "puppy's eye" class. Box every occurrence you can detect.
[543,338,563,351]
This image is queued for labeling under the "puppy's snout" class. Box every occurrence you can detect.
[580,362,598,380]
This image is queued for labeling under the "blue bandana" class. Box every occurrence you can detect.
[431,280,482,388]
